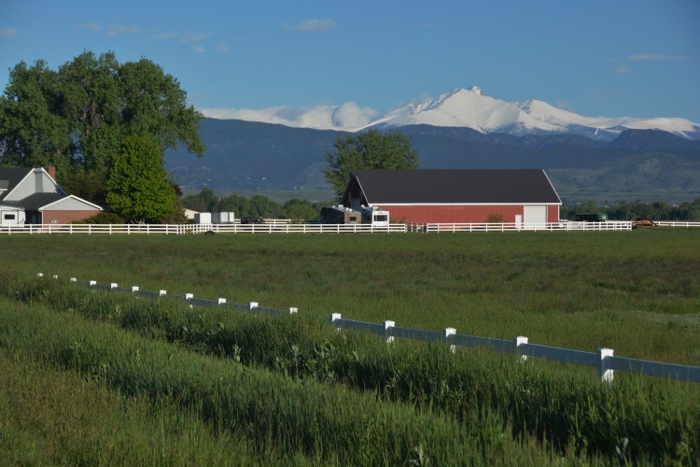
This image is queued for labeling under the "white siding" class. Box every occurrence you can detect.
[42,196,99,211]
[4,169,61,201]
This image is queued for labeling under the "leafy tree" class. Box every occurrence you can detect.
[60,169,108,206]
[323,129,419,200]
[0,51,205,187]
[282,199,320,222]
[105,136,177,222]
[248,194,281,218]
[0,60,73,173]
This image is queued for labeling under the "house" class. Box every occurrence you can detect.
[0,167,102,226]
[340,169,561,226]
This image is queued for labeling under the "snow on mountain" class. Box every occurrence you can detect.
[200,87,700,140]
[199,101,377,131]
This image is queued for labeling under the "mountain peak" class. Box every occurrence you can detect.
[469,85,484,96]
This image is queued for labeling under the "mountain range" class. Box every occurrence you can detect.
[200,86,700,140]
[167,87,700,203]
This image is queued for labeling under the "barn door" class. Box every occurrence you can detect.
[523,206,547,230]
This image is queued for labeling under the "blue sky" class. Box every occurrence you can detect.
[1,0,699,122]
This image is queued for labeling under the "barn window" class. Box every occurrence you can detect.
[374,215,388,222]
[3,214,15,220]
[349,216,358,221]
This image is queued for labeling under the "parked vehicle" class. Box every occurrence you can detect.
[574,213,608,222]
[360,206,390,227]
[320,205,362,224]
[320,205,390,226]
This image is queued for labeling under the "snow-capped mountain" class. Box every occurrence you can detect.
[200,87,700,140]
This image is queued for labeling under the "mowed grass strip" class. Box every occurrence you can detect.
[2,275,699,464]
[0,297,581,466]
[2,229,699,364]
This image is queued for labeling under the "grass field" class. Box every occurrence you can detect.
[1,229,700,464]
[2,228,699,364]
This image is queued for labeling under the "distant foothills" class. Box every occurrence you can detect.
[166,118,700,204]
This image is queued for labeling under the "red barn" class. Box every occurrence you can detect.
[340,169,561,225]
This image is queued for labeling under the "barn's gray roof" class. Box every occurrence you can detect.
[345,169,561,204]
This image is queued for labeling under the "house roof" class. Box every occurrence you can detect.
[345,169,561,205]
[16,193,66,210]
[0,168,33,202]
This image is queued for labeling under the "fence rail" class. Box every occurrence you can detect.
[0,223,407,235]
[654,221,700,228]
[43,275,700,384]
[3,220,699,235]
[328,313,700,384]
[68,277,298,316]
[419,221,633,233]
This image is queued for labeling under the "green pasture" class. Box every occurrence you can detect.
[1,277,699,464]
[2,226,700,465]
[2,228,699,365]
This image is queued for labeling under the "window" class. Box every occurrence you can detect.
[3,214,15,220]
[374,215,388,222]
[349,216,358,221]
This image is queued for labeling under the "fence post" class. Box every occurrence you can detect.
[385,320,395,344]
[444,327,456,353]
[597,347,614,383]
[513,336,528,362]
[330,313,342,330]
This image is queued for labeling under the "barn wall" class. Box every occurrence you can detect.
[377,205,528,224]
[41,210,101,224]
[548,205,560,222]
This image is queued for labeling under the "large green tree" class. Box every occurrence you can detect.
[0,51,205,183]
[323,129,419,200]
[105,136,178,222]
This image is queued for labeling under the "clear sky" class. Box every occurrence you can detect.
[2,0,699,122]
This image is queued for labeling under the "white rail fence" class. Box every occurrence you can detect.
[51,275,700,385]
[3,220,698,235]
[61,276,298,316]
[417,221,633,233]
[328,313,700,384]
[0,223,407,235]
[655,221,700,228]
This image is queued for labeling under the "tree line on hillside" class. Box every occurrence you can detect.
[182,189,327,222]
[561,198,700,221]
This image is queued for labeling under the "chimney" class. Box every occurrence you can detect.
[44,166,56,181]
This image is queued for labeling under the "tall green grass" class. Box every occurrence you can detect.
[0,295,584,466]
[0,349,285,466]
[2,273,698,464]
[1,230,699,364]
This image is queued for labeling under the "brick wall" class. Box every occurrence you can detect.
[42,210,100,224]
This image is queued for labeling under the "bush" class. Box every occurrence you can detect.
[71,212,127,224]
